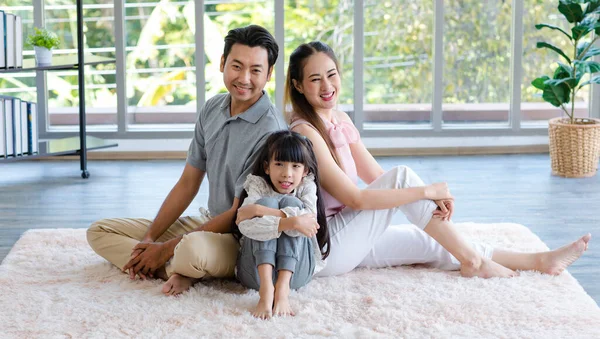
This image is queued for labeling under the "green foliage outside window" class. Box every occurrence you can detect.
[0,0,594,112]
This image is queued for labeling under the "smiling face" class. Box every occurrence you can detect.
[293,52,341,115]
[265,158,308,194]
[220,43,273,113]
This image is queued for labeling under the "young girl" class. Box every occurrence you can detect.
[283,41,590,280]
[233,130,330,320]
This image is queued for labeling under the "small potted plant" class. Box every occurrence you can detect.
[532,0,600,178]
[26,27,60,66]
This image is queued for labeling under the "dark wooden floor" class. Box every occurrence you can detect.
[1,154,598,305]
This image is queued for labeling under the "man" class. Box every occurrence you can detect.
[87,25,303,295]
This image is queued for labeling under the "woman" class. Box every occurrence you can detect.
[279,41,590,278]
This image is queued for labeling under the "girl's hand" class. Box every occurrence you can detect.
[424,183,453,201]
[236,204,259,225]
[292,214,319,238]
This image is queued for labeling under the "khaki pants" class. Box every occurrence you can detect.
[86,213,239,279]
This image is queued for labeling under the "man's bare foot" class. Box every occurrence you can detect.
[273,283,295,317]
[252,284,274,320]
[537,233,591,275]
[461,257,517,278]
[161,273,196,296]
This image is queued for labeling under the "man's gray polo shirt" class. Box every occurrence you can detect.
[187,91,287,216]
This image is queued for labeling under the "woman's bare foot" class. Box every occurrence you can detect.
[161,273,196,296]
[252,284,274,320]
[461,257,517,278]
[273,282,294,317]
[537,234,591,275]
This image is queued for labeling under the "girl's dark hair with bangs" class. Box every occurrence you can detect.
[232,130,330,259]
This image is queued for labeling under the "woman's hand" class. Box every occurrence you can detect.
[236,204,260,225]
[433,199,454,221]
[292,214,320,238]
[424,183,453,201]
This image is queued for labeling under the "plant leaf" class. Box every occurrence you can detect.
[537,42,572,63]
[535,23,573,40]
[580,75,600,87]
[542,82,570,107]
[556,62,573,77]
[571,15,597,39]
[558,1,584,23]
[585,0,600,14]
[574,60,600,74]
[582,46,600,60]
[588,61,600,73]
[545,77,579,89]
[532,75,550,90]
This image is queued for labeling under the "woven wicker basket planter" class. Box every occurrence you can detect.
[548,117,600,178]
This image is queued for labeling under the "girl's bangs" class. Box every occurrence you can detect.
[271,137,306,164]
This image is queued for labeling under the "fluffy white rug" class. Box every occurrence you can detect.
[1,223,599,338]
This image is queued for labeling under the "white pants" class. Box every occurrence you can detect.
[316,166,493,277]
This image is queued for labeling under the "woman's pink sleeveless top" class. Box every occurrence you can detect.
[289,115,360,218]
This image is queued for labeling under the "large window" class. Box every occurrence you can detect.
[442,0,512,125]
[46,1,117,130]
[1,1,597,139]
[125,0,197,130]
[363,0,433,127]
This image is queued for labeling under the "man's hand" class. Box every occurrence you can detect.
[236,204,259,225]
[433,199,454,222]
[123,241,172,279]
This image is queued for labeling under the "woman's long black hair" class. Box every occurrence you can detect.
[232,130,330,259]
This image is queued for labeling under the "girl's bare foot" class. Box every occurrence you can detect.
[461,257,517,278]
[252,284,274,320]
[537,234,591,275]
[161,273,196,296]
[273,282,294,317]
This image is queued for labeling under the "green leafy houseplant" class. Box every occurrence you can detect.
[26,27,60,50]
[532,0,600,125]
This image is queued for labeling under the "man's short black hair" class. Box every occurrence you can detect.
[223,25,279,70]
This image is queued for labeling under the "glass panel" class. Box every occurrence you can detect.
[46,0,117,130]
[363,0,433,129]
[204,1,275,103]
[125,0,197,129]
[442,0,512,125]
[285,0,354,116]
[521,0,589,126]
[0,2,36,104]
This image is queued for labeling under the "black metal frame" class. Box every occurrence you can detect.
[76,0,88,178]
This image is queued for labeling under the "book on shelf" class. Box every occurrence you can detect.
[3,97,14,156]
[14,15,22,68]
[0,11,5,69]
[20,100,27,154]
[13,97,21,156]
[27,102,38,154]
[5,13,15,69]
[0,97,5,157]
